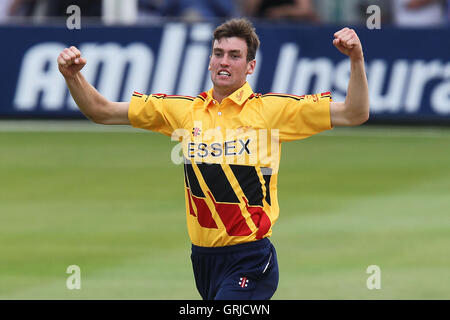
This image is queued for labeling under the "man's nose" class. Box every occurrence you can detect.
[220,55,230,66]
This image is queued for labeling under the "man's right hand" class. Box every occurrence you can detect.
[57,45,130,125]
[57,46,87,78]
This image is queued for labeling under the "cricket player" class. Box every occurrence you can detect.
[57,18,369,300]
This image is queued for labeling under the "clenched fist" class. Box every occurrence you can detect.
[57,46,87,78]
[333,28,364,61]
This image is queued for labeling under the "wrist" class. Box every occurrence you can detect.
[350,54,364,64]
[63,71,82,82]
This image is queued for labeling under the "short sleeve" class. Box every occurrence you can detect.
[128,92,191,137]
[260,92,332,142]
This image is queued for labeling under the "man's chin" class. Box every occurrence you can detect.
[212,80,234,90]
[214,77,233,86]
[211,77,246,95]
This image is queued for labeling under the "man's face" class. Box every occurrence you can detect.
[209,37,255,94]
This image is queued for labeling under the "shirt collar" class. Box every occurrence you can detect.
[202,82,254,109]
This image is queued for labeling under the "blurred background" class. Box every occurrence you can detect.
[0,0,449,300]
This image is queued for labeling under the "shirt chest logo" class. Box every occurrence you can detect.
[187,139,251,158]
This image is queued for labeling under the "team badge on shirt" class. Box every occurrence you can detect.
[239,277,249,288]
[192,127,201,137]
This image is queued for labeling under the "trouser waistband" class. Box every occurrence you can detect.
[191,238,271,255]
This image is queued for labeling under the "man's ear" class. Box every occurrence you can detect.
[208,55,212,70]
[246,59,256,75]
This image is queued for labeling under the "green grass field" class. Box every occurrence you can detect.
[1,121,449,299]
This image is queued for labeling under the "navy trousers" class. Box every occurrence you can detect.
[191,238,279,300]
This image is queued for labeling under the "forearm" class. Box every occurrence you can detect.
[330,28,369,126]
[65,72,110,123]
[344,58,370,121]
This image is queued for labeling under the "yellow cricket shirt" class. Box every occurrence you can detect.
[128,82,332,247]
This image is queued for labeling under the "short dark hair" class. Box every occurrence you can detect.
[213,18,260,62]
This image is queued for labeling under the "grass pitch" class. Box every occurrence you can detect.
[0,121,449,299]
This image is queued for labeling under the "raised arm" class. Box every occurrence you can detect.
[330,28,369,127]
[57,46,130,125]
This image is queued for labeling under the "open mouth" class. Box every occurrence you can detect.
[218,70,231,77]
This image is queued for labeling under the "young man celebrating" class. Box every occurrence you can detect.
[57,18,369,300]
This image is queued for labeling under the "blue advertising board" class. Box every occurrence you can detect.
[0,22,449,122]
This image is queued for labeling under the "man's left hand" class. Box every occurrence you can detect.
[333,28,364,61]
